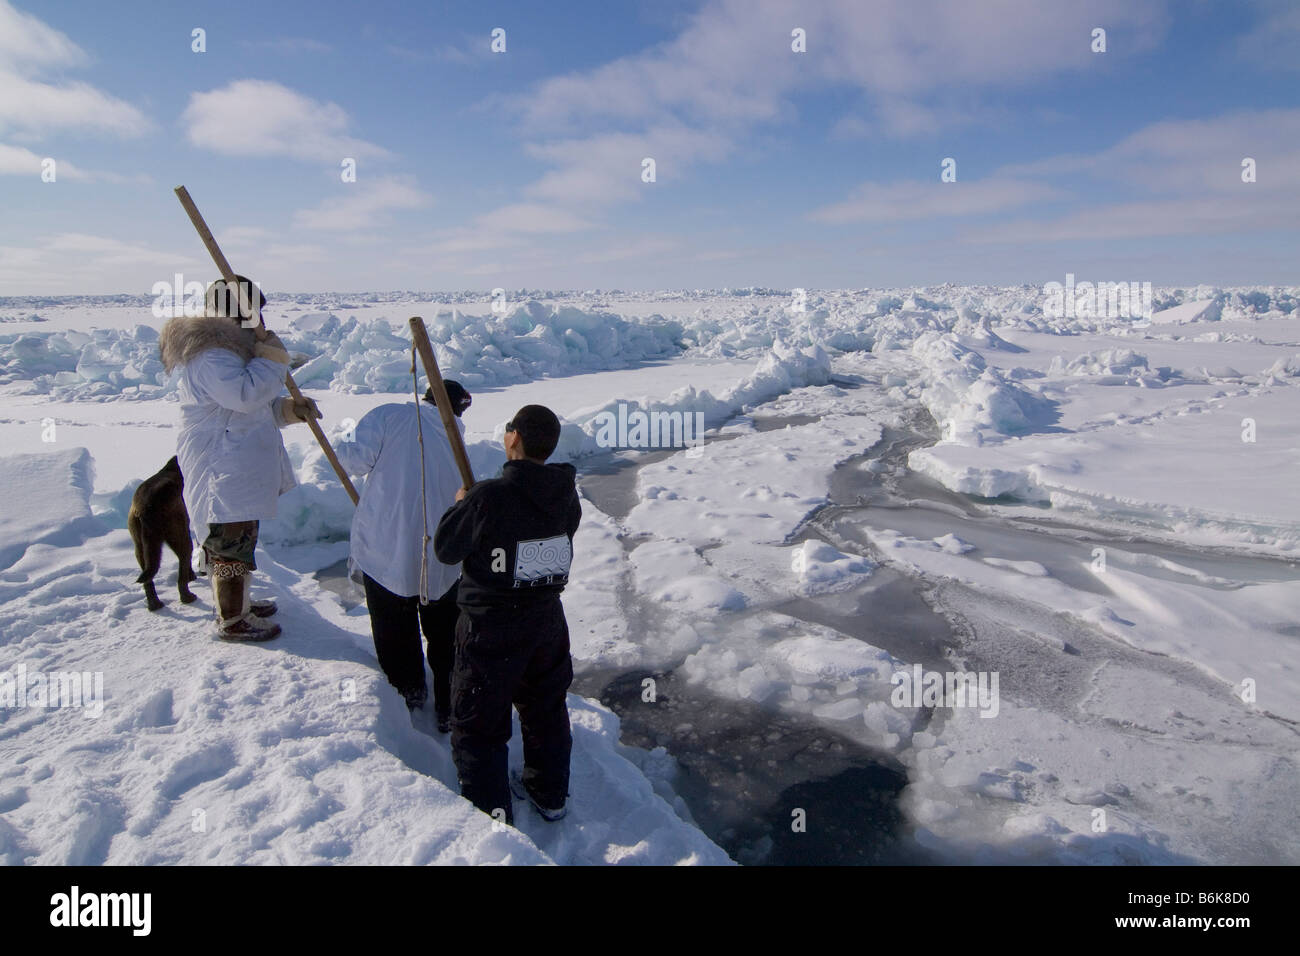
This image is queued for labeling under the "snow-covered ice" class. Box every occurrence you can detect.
[2,285,1298,864]
[0,450,728,865]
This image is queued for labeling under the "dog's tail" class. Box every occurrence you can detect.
[129,511,161,583]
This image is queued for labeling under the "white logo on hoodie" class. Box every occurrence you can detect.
[513,535,572,586]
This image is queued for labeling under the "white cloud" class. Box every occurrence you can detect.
[0,73,150,137]
[576,236,680,265]
[828,114,872,141]
[515,0,796,133]
[0,0,82,71]
[498,0,1167,238]
[962,108,1300,242]
[810,177,1062,224]
[416,202,596,264]
[1235,0,1300,70]
[476,203,594,234]
[809,0,1166,101]
[217,225,273,247]
[424,233,524,258]
[1000,108,1300,194]
[0,141,71,177]
[525,125,731,206]
[814,108,1300,241]
[0,232,207,294]
[263,243,331,264]
[0,140,145,181]
[292,177,432,231]
[402,200,609,279]
[182,80,388,162]
[515,0,1168,136]
[966,194,1298,244]
[0,0,149,138]
[386,32,495,66]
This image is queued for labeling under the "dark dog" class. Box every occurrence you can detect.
[128,456,197,611]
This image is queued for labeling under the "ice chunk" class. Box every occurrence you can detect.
[0,448,105,569]
[1149,299,1221,324]
[933,533,974,554]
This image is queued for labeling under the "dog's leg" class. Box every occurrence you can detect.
[166,512,198,604]
[131,512,166,611]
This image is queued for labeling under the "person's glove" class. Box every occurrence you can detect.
[253,332,290,366]
[276,395,322,424]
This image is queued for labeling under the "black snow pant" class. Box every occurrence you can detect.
[362,574,459,717]
[451,597,573,825]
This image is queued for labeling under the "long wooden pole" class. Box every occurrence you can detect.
[173,185,360,505]
[409,316,475,490]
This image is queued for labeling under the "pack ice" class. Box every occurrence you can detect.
[1,284,1297,864]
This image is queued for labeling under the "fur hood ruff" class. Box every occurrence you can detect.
[159,315,256,375]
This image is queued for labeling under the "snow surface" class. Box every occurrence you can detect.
[0,450,729,865]
[2,284,1298,864]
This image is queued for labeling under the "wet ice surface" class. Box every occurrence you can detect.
[770,569,956,672]
[569,373,1300,864]
[578,449,678,522]
[572,413,976,863]
[313,389,1300,865]
[316,558,362,610]
[570,404,969,864]
[577,419,955,863]
[825,420,1300,593]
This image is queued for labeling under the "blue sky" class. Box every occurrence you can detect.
[1,0,1296,294]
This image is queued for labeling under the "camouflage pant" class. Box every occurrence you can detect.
[203,520,259,570]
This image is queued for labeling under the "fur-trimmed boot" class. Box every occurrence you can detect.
[210,559,281,642]
[249,597,278,618]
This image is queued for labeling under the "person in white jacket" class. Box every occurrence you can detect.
[159,276,320,641]
[334,382,471,729]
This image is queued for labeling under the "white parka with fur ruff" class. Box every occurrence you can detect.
[159,316,296,526]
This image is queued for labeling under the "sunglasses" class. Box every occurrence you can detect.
[504,421,516,433]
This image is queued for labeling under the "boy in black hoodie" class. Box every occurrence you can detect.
[433,404,580,824]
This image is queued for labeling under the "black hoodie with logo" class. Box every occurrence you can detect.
[433,459,582,615]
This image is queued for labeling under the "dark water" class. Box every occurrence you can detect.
[578,449,675,521]
[571,668,938,865]
[752,413,823,432]
[578,432,741,522]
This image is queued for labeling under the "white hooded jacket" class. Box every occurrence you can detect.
[334,401,465,601]
[160,316,297,526]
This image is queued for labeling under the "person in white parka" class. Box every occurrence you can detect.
[333,382,471,729]
[159,276,321,641]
